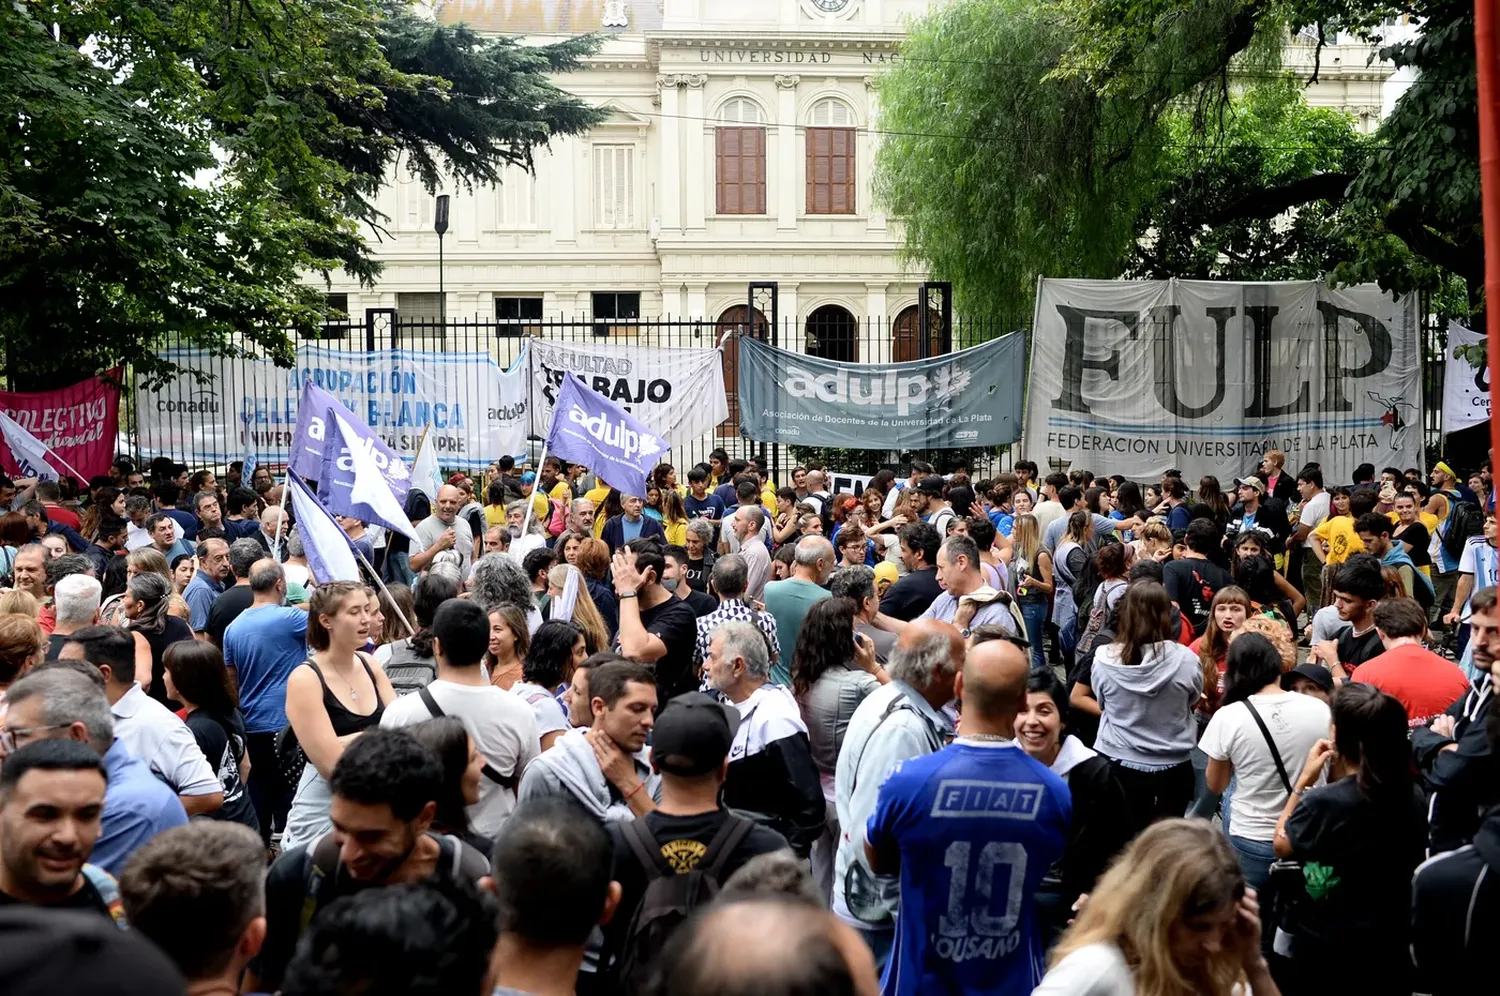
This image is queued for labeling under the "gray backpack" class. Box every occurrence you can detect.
[381,639,437,696]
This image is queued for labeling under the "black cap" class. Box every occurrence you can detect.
[1281,663,1334,694]
[0,908,186,995]
[651,692,740,776]
[914,475,946,496]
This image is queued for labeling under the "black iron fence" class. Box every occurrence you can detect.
[124,302,1459,484]
[126,312,1029,483]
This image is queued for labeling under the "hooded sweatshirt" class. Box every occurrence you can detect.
[1090,640,1203,768]
[516,727,659,823]
[1412,806,1500,994]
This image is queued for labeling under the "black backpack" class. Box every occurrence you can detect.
[1442,498,1485,562]
[615,815,754,989]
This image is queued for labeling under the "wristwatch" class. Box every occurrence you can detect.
[618,591,638,599]
[960,627,972,638]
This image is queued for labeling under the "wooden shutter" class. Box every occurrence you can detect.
[717,128,765,215]
[807,127,855,215]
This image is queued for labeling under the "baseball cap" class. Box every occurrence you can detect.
[873,562,899,587]
[651,692,740,777]
[0,908,186,995]
[1281,662,1334,694]
[1234,476,1267,495]
[914,475,946,496]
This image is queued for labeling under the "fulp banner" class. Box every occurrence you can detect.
[735,333,1026,449]
[1442,321,1489,435]
[1023,279,1422,483]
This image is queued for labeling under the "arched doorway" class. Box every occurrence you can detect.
[805,305,858,362]
[716,305,768,439]
[892,305,945,362]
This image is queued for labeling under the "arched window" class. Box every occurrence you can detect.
[716,99,767,215]
[806,99,855,215]
[716,305,769,438]
[806,305,859,362]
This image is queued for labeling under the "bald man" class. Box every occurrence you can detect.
[863,636,1070,995]
[650,897,880,996]
[410,484,473,575]
[831,618,964,968]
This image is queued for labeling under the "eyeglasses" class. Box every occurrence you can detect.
[0,724,70,753]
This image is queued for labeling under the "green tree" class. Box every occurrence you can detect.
[875,0,1479,316]
[0,1,605,387]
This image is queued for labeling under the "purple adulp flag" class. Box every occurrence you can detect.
[545,373,666,499]
[288,380,411,508]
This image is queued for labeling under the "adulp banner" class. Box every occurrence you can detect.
[736,333,1025,449]
[1023,279,1422,483]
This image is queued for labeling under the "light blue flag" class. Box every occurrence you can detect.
[544,373,666,499]
[318,409,418,539]
[286,473,360,583]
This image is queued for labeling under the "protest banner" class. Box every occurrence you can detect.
[735,334,1025,449]
[1024,279,1423,483]
[543,373,666,500]
[526,338,727,447]
[1443,321,1489,434]
[0,371,120,479]
[135,347,528,470]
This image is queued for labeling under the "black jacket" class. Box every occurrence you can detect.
[1224,498,1291,556]
[721,690,826,858]
[1413,673,1495,853]
[1412,806,1500,995]
[1055,752,1130,903]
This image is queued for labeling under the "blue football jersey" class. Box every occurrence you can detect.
[866,741,1071,996]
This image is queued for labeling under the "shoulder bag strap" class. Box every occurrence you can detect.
[622,816,672,880]
[301,833,343,933]
[1241,699,1294,795]
[417,685,444,718]
[418,686,517,790]
[701,816,756,879]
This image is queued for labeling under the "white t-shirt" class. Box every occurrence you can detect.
[510,681,569,738]
[1297,491,1331,550]
[1034,942,1251,996]
[380,678,541,836]
[1199,691,1331,839]
[110,683,221,798]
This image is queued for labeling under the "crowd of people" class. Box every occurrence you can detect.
[0,448,1495,996]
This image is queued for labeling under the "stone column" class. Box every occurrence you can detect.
[657,76,682,233]
[774,75,801,230]
[682,75,708,230]
[865,77,887,231]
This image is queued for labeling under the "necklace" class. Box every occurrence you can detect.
[322,656,359,702]
[960,733,1012,743]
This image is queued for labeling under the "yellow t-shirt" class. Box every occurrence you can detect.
[584,484,612,538]
[663,518,687,546]
[1313,515,1365,564]
[484,504,507,528]
[760,486,779,518]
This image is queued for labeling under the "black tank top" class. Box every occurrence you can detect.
[305,655,385,736]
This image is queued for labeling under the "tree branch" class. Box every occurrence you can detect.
[1385,209,1483,288]
[1204,172,1354,225]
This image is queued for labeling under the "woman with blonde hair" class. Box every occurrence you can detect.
[0,589,40,619]
[486,603,531,690]
[1011,513,1054,673]
[0,615,46,720]
[1034,819,1276,995]
[280,580,397,852]
[1232,616,1298,671]
[544,563,609,653]
[659,488,689,546]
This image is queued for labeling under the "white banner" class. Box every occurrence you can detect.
[1443,321,1489,435]
[1024,280,1423,484]
[137,346,529,470]
[526,339,728,449]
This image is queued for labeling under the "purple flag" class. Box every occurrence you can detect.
[289,380,412,513]
[545,374,666,499]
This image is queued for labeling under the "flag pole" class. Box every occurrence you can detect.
[270,469,293,560]
[354,548,418,638]
[518,439,550,540]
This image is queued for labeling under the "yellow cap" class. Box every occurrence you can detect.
[873,562,899,586]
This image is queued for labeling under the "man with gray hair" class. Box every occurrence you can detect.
[702,620,825,857]
[727,504,772,600]
[762,535,835,685]
[206,537,267,647]
[830,566,896,665]
[872,534,1019,640]
[222,558,310,843]
[831,618,963,967]
[47,573,102,657]
[694,553,781,676]
[0,669,187,876]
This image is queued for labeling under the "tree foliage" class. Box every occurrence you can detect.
[0,1,605,387]
[875,0,1479,318]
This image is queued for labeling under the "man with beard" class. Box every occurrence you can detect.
[0,739,120,921]
[247,728,492,992]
